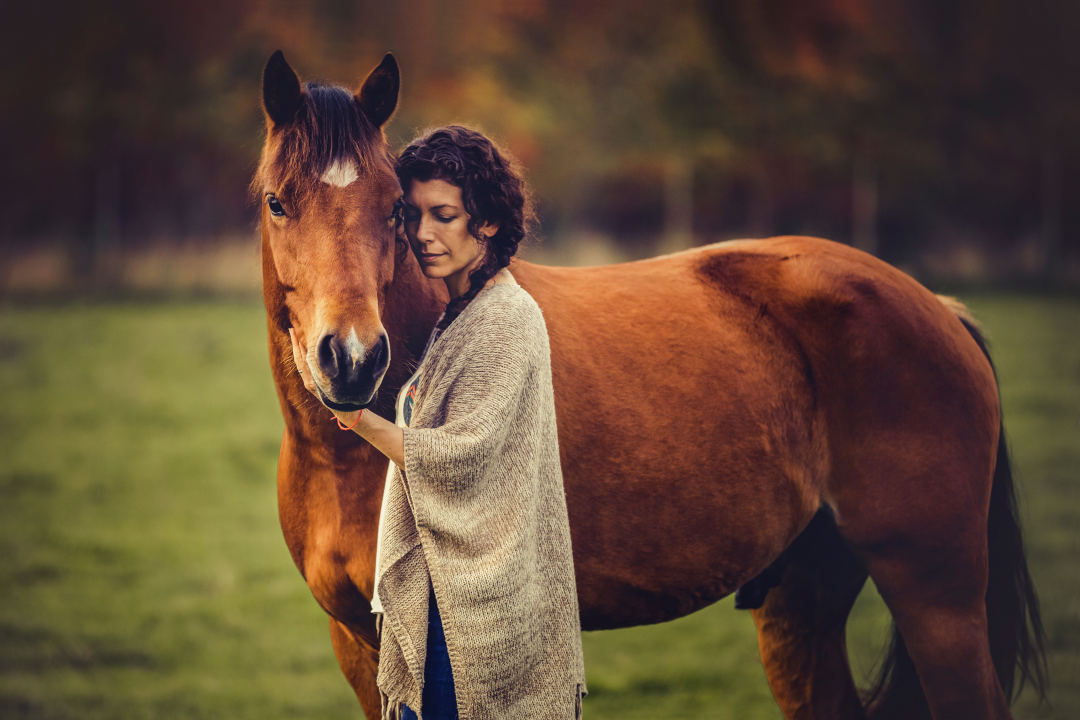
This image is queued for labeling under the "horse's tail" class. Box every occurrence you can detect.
[865,297,1048,718]
[953,303,1049,702]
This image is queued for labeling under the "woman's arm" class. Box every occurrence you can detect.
[337,408,405,467]
[289,328,405,467]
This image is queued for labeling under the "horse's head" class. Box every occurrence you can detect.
[255,51,402,412]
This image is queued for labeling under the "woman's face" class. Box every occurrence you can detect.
[403,178,494,297]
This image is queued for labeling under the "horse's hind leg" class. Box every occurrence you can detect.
[859,528,1010,720]
[750,510,869,719]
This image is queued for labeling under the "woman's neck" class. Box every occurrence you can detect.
[444,267,515,299]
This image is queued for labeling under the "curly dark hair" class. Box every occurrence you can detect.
[395,125,534,331]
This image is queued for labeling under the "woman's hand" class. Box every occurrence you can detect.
[288,328,318,395]
[289,327,367,430]
[289,326,403,464]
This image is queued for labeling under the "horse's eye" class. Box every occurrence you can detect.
[266,194,286,217]
[389,198,404,227]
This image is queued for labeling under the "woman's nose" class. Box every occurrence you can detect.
[417,216,435,242]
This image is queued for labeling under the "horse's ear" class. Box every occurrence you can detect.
[263,50,302,128]
[356,53,399,129]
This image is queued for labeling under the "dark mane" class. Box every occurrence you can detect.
[252,83,391,203]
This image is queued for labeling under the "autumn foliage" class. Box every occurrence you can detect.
[1,0,1077,285]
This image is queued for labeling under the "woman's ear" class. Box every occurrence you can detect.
[479,222,499,240]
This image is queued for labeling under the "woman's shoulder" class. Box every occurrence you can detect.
[472,281,546,330]
[448,283,548,363]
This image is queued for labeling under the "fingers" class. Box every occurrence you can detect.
[288,327,301,359]
[288,328,304,372]
[288,328,316,393]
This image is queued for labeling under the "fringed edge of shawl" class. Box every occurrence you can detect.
[381,685,584,720]
[380,690,407,720]
[375,613,409,720]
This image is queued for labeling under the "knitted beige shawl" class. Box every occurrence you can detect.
[375,282,586,720]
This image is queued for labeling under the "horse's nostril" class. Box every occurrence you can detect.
[318,334,339,380]
[368,334,388,374]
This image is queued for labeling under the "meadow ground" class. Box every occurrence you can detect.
[0,293,1076,719]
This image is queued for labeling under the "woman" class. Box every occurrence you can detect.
[291,126,586,719]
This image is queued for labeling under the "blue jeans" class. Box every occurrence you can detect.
[401,591,458,719]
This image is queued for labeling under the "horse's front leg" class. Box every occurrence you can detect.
[328,618,381,719]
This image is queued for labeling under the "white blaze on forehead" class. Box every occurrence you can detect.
[321,159,359,187]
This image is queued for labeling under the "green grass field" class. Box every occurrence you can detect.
[0,293,1076,719]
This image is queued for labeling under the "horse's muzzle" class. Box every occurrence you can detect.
[314,330,389,409]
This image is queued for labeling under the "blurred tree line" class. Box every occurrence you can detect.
[1,0,1077,286]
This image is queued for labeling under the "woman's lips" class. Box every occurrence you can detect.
[420,252,443,261]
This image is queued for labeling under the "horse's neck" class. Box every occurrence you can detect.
[380,249,449,403]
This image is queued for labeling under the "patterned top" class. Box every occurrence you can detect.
[401,375,420,427]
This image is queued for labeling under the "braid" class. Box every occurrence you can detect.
[395,126,533,331]
[439,231,518,330]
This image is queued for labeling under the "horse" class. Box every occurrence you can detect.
[253,51,1046,719]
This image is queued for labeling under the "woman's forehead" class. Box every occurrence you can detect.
[405,177,463,208]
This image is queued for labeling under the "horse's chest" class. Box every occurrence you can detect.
[301,531,375,627]
[277,457,379,628]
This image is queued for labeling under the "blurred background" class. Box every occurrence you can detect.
[1,1,1077,718]
[2,0,1079,291]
